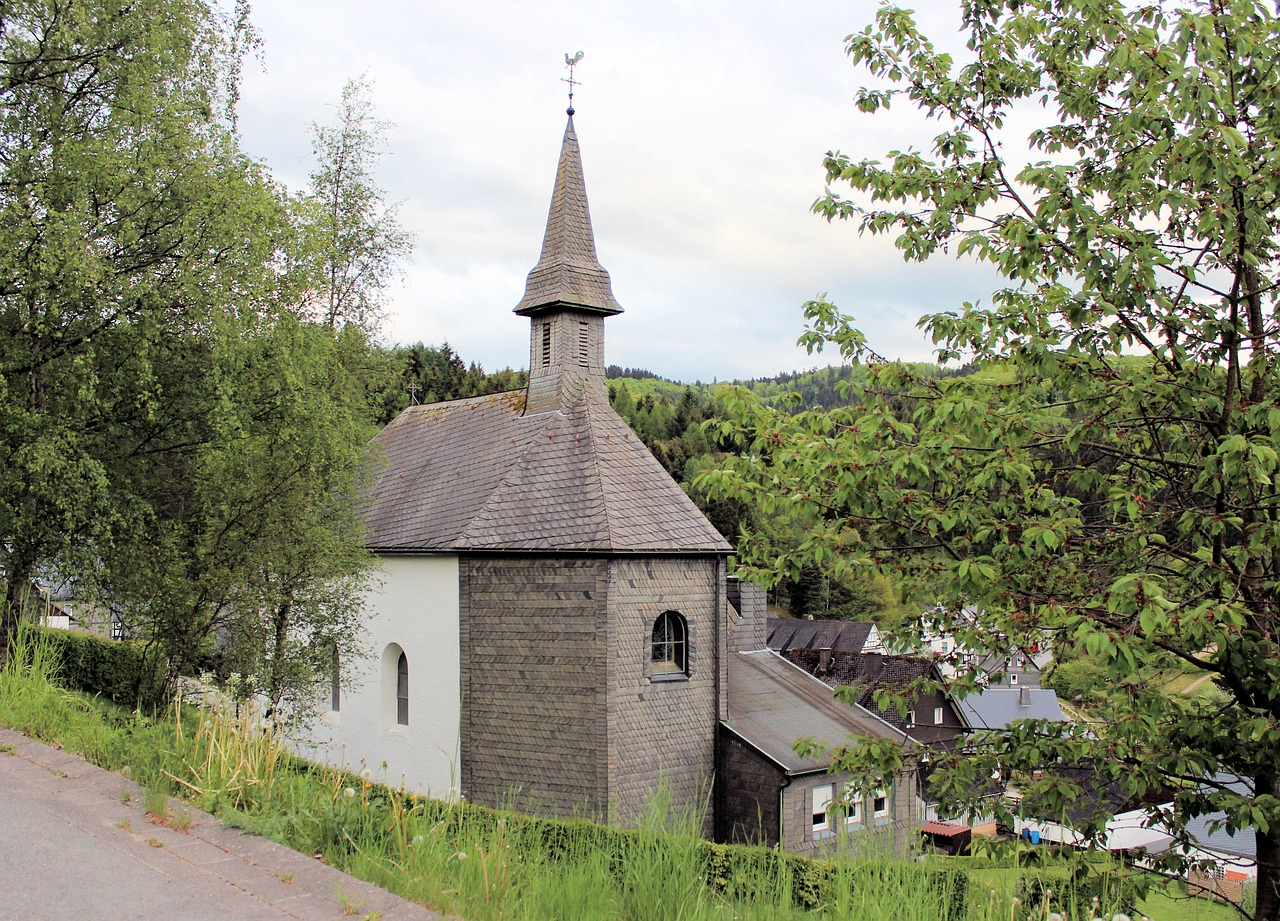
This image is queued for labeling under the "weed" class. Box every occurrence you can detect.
[336,883,365,916]
[169,809,195,833]
[53,769,67,778]
[116,819,133,831]
[0,743,14,754]
[147,837,163,848]
[144,787,169,821]
[273,871,295,884]
[118,788,132,804]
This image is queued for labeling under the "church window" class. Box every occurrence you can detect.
[541,323,552,367]
[330,645,341,713]
[396,651,410,725]
[578,320,590,367]
[651,611,687,677]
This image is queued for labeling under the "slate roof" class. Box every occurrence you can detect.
[723,649,907,775]
[766,617,875,654]
[1186,774,1256,860]
[364,379,731,553]
[514,115,622,317]
[780,648,934,733]
[954,688,1063,730]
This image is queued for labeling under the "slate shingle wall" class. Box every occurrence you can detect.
[460,556,609,818]
[606,556,720,831]
[782,771,920,857]
[715,725,783,846]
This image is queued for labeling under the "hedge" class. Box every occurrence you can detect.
[23,624,169,711]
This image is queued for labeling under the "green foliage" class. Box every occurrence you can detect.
[24,625,167,712]
[293,77,414,333]
[704,0,1280,915]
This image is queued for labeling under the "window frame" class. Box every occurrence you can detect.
[811,784,834,836]
[396,651,410,726]
[650,611,688,680]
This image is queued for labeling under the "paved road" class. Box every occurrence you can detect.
[0,727,441,921]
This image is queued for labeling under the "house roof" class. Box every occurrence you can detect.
[364,381,731,554]
[954,688,1063,730]
[779,648,936,733]
[766,617,875,654]
[723,649,906,775]
[1185,774,1256,860]
[514,115,622,317]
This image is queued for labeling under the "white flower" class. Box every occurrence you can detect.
[454,851,467,861]
[360,768,372,781]
[411,835,424,847]
[343,787,356,798]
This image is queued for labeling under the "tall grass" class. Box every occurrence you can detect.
[0,630,1140,921]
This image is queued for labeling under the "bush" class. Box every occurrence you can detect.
[23,624,169,711]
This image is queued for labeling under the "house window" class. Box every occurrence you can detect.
[872,787,891,822]
[651,611,687,678]
[933,706,944,725]
[330,645,341,713]
[844,783,863,826]
[812,784,834,835]
[906,710,915,727]
[1010,673,1019,686]
[541,322,552,367]
[396,651,409,725]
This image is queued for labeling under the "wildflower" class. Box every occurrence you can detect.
[343,787,356,798]
[1112,915,1132,921]
[411,835,424,847]
[454,851,467,861]
[1048,914,1064,921]
[360,768,372,781]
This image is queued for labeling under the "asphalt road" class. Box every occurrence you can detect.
[0,727,440,921]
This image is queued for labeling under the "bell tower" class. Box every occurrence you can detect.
[515,113,622,414]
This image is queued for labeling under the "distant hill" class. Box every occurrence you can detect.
[606,362,973,411]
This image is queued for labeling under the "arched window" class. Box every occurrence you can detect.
[330,644,341,713]
[396,651,409,726]
[651,611,687,677]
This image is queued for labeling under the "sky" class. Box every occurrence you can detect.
[235,0,1004,383]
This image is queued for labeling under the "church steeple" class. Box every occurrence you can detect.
[518,114,621,415]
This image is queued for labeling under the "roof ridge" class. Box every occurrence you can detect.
[577,383,614,550]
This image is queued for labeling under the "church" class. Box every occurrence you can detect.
[299,107,921,855]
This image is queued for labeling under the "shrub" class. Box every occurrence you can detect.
[23,624,168,710]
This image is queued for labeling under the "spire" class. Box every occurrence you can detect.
[514,114,622,317]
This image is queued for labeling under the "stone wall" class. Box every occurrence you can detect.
[606,556,722,831]
[459,556,609,817]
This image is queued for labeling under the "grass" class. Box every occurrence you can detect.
[0,627,1167,921]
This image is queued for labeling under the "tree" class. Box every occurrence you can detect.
[703,0,1280,915]
[296,77,414,332]
[103,315,374,718]
[0,0,281,663]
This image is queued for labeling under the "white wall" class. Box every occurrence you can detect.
[294,554,461,797]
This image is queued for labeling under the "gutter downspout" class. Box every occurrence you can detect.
[779,773,792,849]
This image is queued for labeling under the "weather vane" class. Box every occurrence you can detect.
[563,51,584,115]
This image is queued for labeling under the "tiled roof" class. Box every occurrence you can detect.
[781,649,933,732]
[766,617,875,654]
[724,649,906,775]
[954,688,1063,729]
[514,115,621,317]
[363,380,730,553]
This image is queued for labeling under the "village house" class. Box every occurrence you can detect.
[296,109,920,851]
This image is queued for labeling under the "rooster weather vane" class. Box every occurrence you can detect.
[563,50,584,115]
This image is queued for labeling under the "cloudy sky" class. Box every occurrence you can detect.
[235,0,1003,383]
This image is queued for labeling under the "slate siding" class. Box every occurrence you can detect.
[607,556,721,831]
[715,725,783,846]
[460,556,610,817]
[782,771,919,857]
